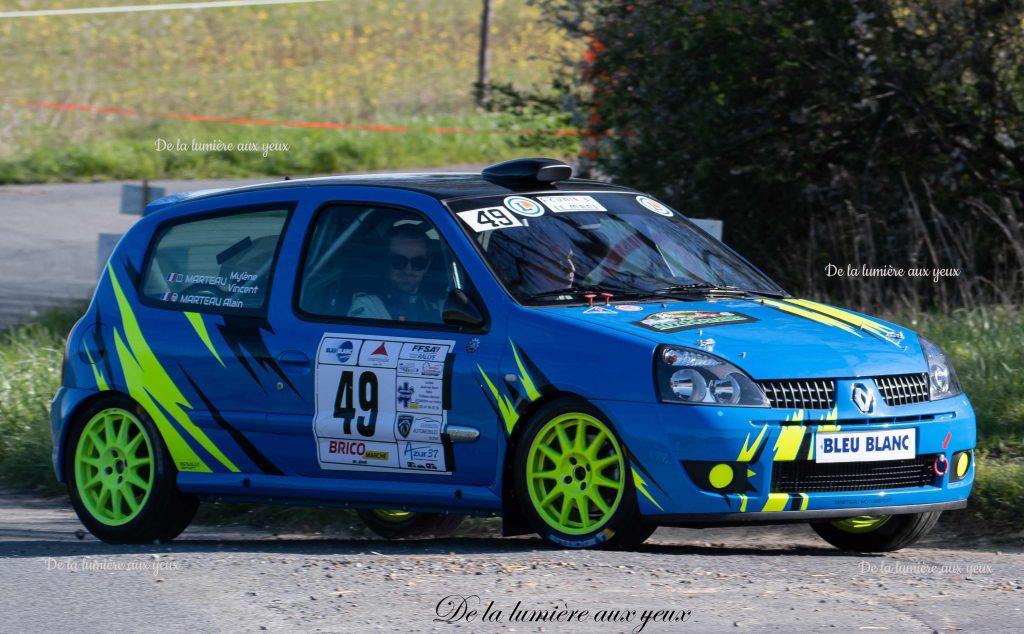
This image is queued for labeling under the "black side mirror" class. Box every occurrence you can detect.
[442,289,485,329]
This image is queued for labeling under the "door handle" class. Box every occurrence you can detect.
[276,350,311,370]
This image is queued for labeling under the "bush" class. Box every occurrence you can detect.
[518,0,1024,312]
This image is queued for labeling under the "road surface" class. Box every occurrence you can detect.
[0,490,1020,633]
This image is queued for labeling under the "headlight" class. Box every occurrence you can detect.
[920,337,962,400]
[656,346,768,406]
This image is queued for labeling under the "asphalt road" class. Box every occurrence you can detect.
[0,491,1020,633]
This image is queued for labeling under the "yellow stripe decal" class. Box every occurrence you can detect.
[799,493,809,511]
[109,266,238,473]
[83,346,109,391]
[761,493,790,512]
[184,311,225,367]
[632,468,664,511]
[773,425,806,461]
[739,494,748,513]
[511,340,540,402]
[478,365,518,433]
[785,298,901,346]
[760,298,862,338]
[737,424,769,462]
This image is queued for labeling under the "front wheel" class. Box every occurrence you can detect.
[514,399,653,550]
[65,396,198,544]
[810,512,942,552]
[356,509,465,539]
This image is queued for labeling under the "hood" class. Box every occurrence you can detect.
[543,296,926,380]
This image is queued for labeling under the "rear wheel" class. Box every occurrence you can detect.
[810,512,942,552]
[514,399,653,549]
[65,396,198,544]
[356,509,464,539]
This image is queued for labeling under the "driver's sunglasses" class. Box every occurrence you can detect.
[390,254,429,271]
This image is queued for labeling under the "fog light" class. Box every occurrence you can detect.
[708,464,734,489]
[951,451,971,481]
[682,461,747,493]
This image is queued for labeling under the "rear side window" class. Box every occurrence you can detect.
[141,207,289,313]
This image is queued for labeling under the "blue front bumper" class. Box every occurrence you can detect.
[595,387,975,521]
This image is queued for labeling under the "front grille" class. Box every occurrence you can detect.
[772,457,936,493]
[758,379,836,410]
[875,373,930,407]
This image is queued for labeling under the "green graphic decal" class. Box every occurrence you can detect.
[108,266,238,473]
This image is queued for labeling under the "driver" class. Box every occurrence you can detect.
[348,223,442,322]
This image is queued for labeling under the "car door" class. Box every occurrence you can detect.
[264,193,506,486]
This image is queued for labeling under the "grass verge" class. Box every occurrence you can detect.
[0,115,575,184]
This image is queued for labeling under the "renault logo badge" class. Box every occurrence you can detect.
[852,383,875,414]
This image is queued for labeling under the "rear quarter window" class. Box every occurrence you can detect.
[140,207,290,314]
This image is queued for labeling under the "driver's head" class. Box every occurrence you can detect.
[387,223,432,293]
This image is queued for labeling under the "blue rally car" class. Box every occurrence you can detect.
[52,158,974,550]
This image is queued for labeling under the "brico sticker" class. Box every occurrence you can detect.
[313,334,455,474]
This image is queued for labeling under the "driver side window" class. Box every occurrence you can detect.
[298,205,467,325]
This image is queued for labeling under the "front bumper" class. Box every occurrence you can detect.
[595,389,976,520]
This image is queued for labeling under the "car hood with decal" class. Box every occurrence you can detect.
[543,297,923,380]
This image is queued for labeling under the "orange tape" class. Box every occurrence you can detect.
[14,99,579,136]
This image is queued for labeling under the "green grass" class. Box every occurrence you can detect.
[2,305,1021,534]
[0,114,576,184]
[0,0,578,183]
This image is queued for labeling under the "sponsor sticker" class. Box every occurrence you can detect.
[636,195,673,217]
[583,306,617,314]
[815,429,917,463]
[503,196,546,217]
[536,195,606,213]
[615,304,644,312]
[399,440,447,471]
[395,414,443,443]
[633,310,758,333]
[314,334,454,474]
[359,341,399,368]
[456,206,524,232]
[319,338,361,365]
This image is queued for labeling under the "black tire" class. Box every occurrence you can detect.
[65,395,198,544]
[513,398,650,550]
[810,512,942,552]
[356,509,465,539]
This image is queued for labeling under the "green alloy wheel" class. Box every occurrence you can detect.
[811,512,942,552]
[74,408,154,526]
[356,509,465,539]
[65,396,198,544]
[831,515,893,534]
[515,399,655,549]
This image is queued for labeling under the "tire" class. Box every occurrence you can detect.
[513,398,651,550]
[810,512,942,552]
[356,509,465,539]
[65,395,198,544]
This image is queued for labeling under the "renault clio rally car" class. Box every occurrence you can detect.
[52,158,975,551]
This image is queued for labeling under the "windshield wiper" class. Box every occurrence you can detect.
[652,283,787,299]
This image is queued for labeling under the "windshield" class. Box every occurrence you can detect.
[446,192,785,304]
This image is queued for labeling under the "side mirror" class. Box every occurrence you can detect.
[442,289,485,329]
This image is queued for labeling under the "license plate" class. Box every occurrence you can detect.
[814,428,917,463]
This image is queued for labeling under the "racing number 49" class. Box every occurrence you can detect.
[333,370,378,436]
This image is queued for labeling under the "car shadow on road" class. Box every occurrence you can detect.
[0,534,862,560]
